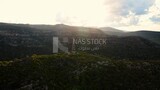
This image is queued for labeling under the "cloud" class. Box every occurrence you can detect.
[105,0,155,16]
[103,0,159,28]
[121,0,155,15]
[148,0,160,23]
[127,14,139,25]
[150,14,160,23]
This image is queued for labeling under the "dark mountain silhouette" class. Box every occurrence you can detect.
[0,22,160,60]
[126,31,160,45]
[100,27,160,44]
[100,27,124,36]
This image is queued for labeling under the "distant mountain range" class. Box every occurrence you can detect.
[0,22,160,60]
[100,27,160,44]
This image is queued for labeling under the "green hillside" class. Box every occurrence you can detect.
[0,53,160,90]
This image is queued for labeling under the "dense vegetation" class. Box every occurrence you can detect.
[0,53,160,90]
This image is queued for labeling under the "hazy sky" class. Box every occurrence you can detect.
[0,0,160,31]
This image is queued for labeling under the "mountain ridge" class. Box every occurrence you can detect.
[0,22,160,60]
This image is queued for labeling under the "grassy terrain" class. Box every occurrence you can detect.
[0,53,160,90]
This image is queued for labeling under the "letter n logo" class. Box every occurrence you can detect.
[53,37,69,53]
